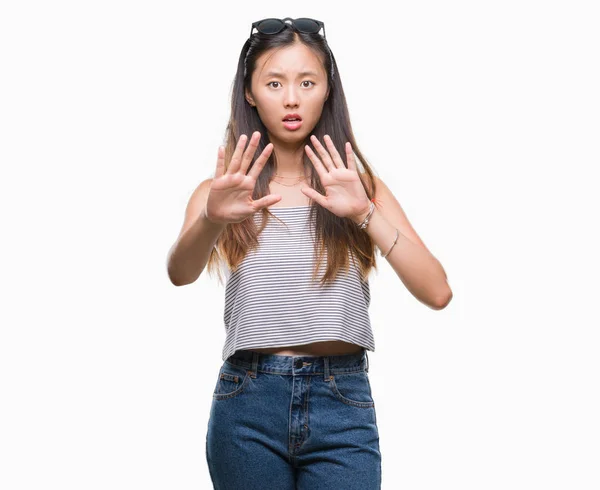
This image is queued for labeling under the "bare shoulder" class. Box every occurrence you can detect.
[177,177,213,239]
[372,175,432,254]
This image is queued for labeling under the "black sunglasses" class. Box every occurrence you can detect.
[250,17,326,39]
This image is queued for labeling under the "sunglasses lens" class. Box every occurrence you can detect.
[294,18,321,33]
[257,19,284,34]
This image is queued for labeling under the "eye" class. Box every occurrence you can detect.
[267,81,316,88]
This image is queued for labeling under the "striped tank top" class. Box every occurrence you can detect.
[220,205,375,361]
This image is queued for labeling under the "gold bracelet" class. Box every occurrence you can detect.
[381,228,400,258]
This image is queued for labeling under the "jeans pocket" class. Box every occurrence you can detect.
[213,361,250,400]
[328,371,375,408]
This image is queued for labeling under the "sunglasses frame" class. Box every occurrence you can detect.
[250,17,326,40]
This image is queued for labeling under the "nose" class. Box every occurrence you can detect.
[283,85,300,108]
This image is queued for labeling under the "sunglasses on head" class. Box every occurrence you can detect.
[250,17,326,40]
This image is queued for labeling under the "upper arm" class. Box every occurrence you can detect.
[177,177,213,240]
[373,176,433,255]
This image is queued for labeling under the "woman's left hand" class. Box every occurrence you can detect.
[301,135,371,222]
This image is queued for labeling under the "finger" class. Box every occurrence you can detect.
[239,131,262,174]
[305,144,328,178]
[300,185,327,207]
[226,134,249,174]
[252,193,282,210]
[310,135,336,170]
[345,142,358,172]
[323,134,346,169]
[247,143,274,180]
[215,146,225,178]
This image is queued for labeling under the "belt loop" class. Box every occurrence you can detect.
[324,356,331,381]
[250,351,259,379]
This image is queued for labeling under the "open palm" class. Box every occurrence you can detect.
[301,135,371,220]
[205,132,282,224]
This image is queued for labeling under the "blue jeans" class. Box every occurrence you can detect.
[205,348,381,489]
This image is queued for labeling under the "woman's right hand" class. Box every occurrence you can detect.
[204,131,282,224]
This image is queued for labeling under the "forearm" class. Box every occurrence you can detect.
[167,210,226,286]
[355,207,451,309]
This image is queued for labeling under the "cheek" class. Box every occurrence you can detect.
[255,98,278,117]
[254,106,281,131]
[306,101,327,121]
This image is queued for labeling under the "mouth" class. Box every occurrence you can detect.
[282,114,303,131]
[282,120,303,130]
[282,113,303,122]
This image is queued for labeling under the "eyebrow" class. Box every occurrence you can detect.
[264,70,320,78]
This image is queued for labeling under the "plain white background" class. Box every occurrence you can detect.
[1,1,599,488]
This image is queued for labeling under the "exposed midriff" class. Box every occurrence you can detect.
[249,340,364,357]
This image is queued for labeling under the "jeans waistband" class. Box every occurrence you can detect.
[225,348,369,378]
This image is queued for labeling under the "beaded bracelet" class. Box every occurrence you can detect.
[381,228,400,259]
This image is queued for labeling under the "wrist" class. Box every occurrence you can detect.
[202,204,227,227]
[352,201,374,225]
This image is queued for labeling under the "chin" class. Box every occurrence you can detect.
[273,130,308,144]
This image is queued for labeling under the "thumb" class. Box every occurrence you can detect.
[254,194,282,209]
[301,187,325,207]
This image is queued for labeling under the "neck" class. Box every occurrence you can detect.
[270,138,308,177]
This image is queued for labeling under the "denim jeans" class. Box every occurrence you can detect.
[205,348,381,489]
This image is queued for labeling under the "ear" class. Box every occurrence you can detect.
[325,86,330,101]
[245,89,255,107]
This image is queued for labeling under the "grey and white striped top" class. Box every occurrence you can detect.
[221,205,375,361]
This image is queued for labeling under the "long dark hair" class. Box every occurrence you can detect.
[206,26,380,287]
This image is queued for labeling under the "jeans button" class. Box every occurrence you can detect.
[294,359,303,369]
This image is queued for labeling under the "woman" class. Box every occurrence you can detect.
[167,17,452,489]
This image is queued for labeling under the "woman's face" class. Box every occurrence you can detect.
[245,42,330,146]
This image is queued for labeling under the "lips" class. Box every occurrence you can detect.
[283,113,302,121]
[282,119,303,131]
